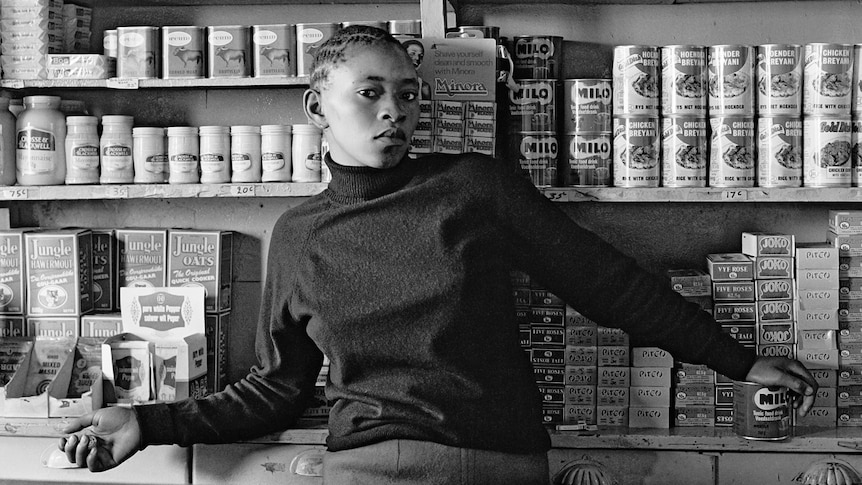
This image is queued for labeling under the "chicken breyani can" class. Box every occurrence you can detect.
[563,79,612,133]
[513,131,558,188]
[733,381,790,440]
[804,116,852,187]
[708,45,755,116]
[709,116,756,187]
[757,116,803,187]
[511,35,562,80]
[661,116,707,187]
[661,45,707,115]
[563,132,611,187]
[613,45,660,116]
[508,79,557,132]
[756,44,802,115]
[804,43,853,115]
[613,116,660,187]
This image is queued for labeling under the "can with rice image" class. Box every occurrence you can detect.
[661,116,707,187]
[756,44,802,115]
[804,43,853,115]
[116,26,159,79]
[508,79,557,132]
[512,131,558,188]
[613,45,660,116]
[757,116,803,187]
[709,116,756,187]
[803,116,852,187]
[661,45,707,115]
[733,381,790,440]
[563,132,611,187]
[708,45,755,116]
[161,26,204,79]
[613,115,660,187]
[511,35,562,80]
[562,79,612,133]
[206,25,251,78]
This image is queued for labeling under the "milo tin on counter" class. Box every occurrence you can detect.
[562,132,611,187]
[512,132,559,188]
[613,45,660,115]
[756,44,803,115]
[508,79,558,132]
[757,116,803,187]
[161,26,204,79]
[206,25,251,78]
[116,26,159,79]
[804,43,853,115]
[511,35,562,80]
[661,45,707,115]
[803,116,852,187]
[562,79,612,133]
[613,115,660,187]
[709,116,756,187]
[708,45,755,116]
[296,22,338,77]
[853,120,862,186]
[733,381,790,440]
[661,116,708,188]
[252,24,295,78]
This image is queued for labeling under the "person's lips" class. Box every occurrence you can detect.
[376,128,407,142]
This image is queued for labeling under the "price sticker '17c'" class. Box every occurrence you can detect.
[721,190,749,201]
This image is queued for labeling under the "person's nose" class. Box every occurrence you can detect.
[379,93,406,123]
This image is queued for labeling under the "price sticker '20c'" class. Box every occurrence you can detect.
[230,184,256,197]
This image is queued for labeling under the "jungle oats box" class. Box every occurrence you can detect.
[24,229,93,316]
[115,228,167,291]
[167,230,233,313]
[0,230,28,315]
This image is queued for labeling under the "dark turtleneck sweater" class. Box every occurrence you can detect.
[134,152,756,453]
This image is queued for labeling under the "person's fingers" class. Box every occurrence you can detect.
[86,439,117,473]
[62,434,78,464]
[74,434,91,467]
[62,413,95,434]
[796,392,816,417]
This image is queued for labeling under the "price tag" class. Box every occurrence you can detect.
[106,186,129,198]
[0,80,25,89]
[106,78,139,90]
[229,184,256,197]
[721,190,748,201]
[2,187,29,199]
[544,190,569,202]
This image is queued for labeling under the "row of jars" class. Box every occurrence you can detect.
[3,95,326,186]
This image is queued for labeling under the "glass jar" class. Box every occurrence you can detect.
[167,126,200,184]
[260,124,291,182]
[65,115,101,184]
[291,124,322,183]
[230,125,261,183]
[199,125,231,184]
[133,127,167,183]
[100,115,134,184]
[16,95,66,186]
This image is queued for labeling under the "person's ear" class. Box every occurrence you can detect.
[304,88,328,130]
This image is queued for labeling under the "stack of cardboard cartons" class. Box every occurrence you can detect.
[0,229,28,337]
[0,0,64,80]
[595,326,629,428]
[562,304,597,428]
[629,347,672,429]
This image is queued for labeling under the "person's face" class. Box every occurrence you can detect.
[405,44,423,68]
[307,44,420,169]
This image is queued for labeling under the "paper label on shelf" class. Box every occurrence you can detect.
[229,184,256,197]
[106,78,139,90]
[721,189,749,200]
[1,188,29,200]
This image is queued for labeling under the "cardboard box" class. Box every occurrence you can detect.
[714,303,756,323]
[706,253,753,281]
[596,386,629,406]
[674,406,714,427]
[564,385,595,406]
[742,232,795,257]
[629,406,670,428]
[757,322,795,345]
[115,228,168,292]
[797,243,839,269]
[796,269,839,290]
[0,315,25,337]
[796,307,838,330]
[754,279,793,300]
[597,326,628,346]
[752,256,793,280]
[631,347,673,367]
[712,281,755,302]
[168,230,232,313]
[674,363,714,384]
[720,323,756,344]
[80,313,123,339]
[0,229,28,315]
[91,229,116,312]
[204,312,229,394]
[596,366,630,387]
[829,210,862,235]
[811,368,838,387]
[27,316,78,338]
[829,233,862,257]
[667,268,712,297]
[565,325,597,347]
[797,406,836,428]
[596,405,628,427]
[630,366,672,387]
[840,278,862,300]
[840,256,862,277]
[674,384,714,406]
[24,229,93,316]
[756,299,794,323]
[630,386,671,407]
[798,348,839,369]
[799,328,837,349]
[564,365,596,386]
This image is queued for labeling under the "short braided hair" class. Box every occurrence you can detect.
[309,25,411,90]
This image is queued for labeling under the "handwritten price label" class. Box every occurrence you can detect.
[106,186,129,198]
[230,184,256,197]
[544,190,569,202]
[0,80,25,89]
[2,187,29,199]
[106,78,139,90]
[721,190,748,201]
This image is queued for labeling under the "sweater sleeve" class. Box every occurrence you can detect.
[488,160,756,380]
[134,213,324,447]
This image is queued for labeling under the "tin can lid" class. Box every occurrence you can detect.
[23,95,61,107]
[388,20,421,36]
[167,126,199,136]
[102,115,134,125]
[230,125,261,134]
[66,115,99,125]
[132,127,165,136]
[199,125,230,135]
[260,124,292,134]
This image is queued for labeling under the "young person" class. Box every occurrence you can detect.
[60,26,818,484]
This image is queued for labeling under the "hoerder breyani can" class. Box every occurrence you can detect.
[563,132,611,187]
[513,132,558,188]
[563,79,612,133]
[757,116,803,187]
[733,381,790,440]
[709,116,756,187]
[613,45,660,116]
[508,79,558,132]
[804,43,853,115]
[804,116,852,187]
[511,35,562,80]
[756,44,802,115]
[613,115,660,187]
[661,45,707,115]
[708,45,755,116]
[661,116,707,188]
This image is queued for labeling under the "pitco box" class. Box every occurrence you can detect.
[116,228,168,291]
[24,229,94,316]
[167,230,233,313]
[0,229,29,315]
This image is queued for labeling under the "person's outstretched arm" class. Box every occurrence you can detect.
[59,406,140,472]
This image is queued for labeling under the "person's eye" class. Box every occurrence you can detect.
[402,91,418,102]
[358,89,379,98]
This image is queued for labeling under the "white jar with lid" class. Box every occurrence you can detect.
[8,98,24,118]
[65,115,100,184]
[167,126,200,184]
[291,124,322,183]
[260,124,291,182]
[100,115,134,184]
[16,95,66,186]
[133,127,167,183]
[230,125,261,183]
[199,126,231,184]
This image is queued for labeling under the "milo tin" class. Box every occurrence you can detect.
[757,116,803,187]
[511,35,562,80]
[613,45,660,115]
[756,44,803,115]
[508,79,557,132]
[613,115,660,187]
[206,25,251,78]
[116,26,159,79]
[296,23,338,77]
[853,120,862,186]
[562,132,611,187]
[708,45,755,116]
[513,132,559,188]
[803,116,852,187]
[733,381,790,440]
[661,45,707,115]
[709,116,756,187]
[161,26,204,79]
[562,79,612,133]
[252,24,295,78]
[661,116,708,188]
[804,43,853,115]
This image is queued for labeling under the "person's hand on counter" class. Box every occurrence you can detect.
[744,356,818,417]
[58,406,141,472]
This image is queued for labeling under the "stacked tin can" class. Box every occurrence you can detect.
[613,45,661,187]
[661,45,708,187]
[707,45,756,188]
[506,35,562,187]
[756,44,803,188]
[561,79,612,186]
[803,43,853,188]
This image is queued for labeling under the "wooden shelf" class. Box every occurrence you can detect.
[0,77,310,90]
[0,182,327,201]
[451,0,786,6]
[541,187,862,203]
